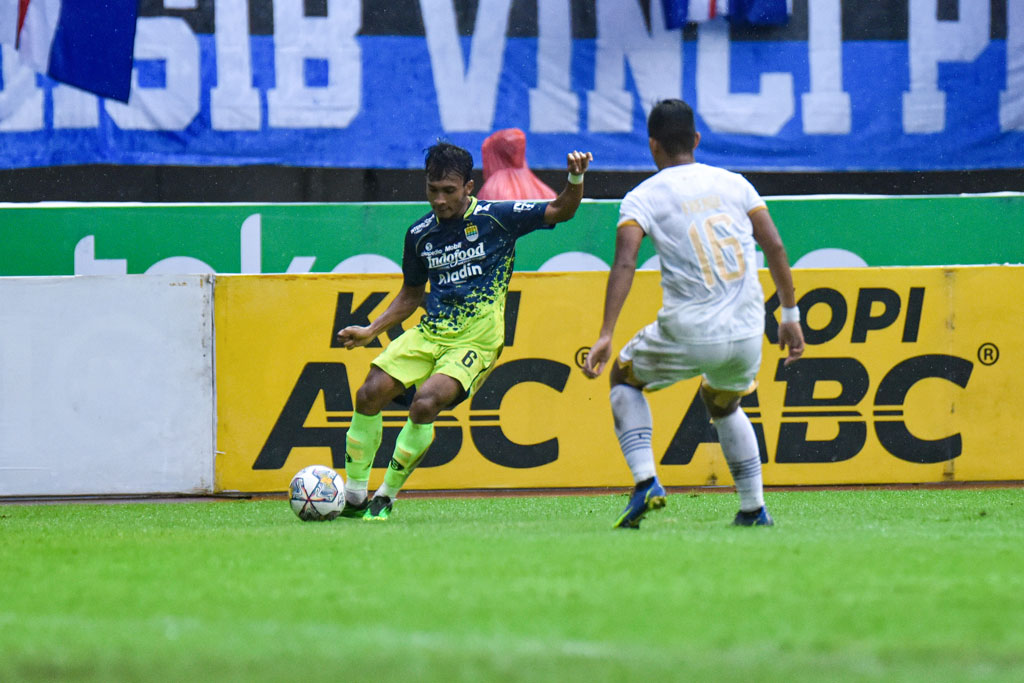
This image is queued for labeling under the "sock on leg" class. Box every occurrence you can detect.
[713,409,764,512]
[610,384,657,484]
[376,419,434,499]
[344,411,382,505]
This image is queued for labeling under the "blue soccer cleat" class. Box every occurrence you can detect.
[613,477,667,529]
[732,506,774,527]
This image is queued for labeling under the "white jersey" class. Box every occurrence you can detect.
[619,162,767,343]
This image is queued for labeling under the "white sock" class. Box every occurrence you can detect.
[344,479,368,506]
[610,384,657,484]
[714,409,764,512]
[375,483,397,500]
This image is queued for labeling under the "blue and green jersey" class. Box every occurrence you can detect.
[402,197,551,346]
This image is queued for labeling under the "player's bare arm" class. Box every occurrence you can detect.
[336,283,426,349]
[543,150,594,225]
[751,208,805,365]
[582,221,644,378]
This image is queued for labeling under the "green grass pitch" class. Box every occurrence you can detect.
[2,488,1023,682]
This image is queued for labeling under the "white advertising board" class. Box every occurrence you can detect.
[0,275,214,495]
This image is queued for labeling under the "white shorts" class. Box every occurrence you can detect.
[617,321,763,392]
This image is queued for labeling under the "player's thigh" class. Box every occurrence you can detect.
[617,321,702,390]
[433,342,501,399]
[371,326,438,390]
[700,335,763,393]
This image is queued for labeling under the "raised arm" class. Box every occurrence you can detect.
[543,150,593,225]
[582,221,644,378]
[336,282,426,349]
[751,208,804,365]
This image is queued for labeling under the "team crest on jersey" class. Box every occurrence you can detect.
[464,224,479,242]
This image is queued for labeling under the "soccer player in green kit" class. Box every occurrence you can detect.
[336,141,592,520]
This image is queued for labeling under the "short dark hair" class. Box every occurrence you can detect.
[647,99,697,156]
[425,141,474,184]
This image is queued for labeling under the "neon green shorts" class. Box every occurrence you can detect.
[372,324,501,398]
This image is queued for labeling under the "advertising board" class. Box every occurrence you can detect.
[215,267,1023,492]
[1,195,1021,277]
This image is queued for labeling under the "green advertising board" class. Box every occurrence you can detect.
[1,194,1021,276]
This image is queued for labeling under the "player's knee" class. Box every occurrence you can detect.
[355,382,397,414]
[608,365,624,389]
[609,359,642,390]
[409,394,444,423]
[700,384,741,419]
[354,384,381,413]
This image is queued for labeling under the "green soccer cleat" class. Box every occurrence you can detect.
[363,495,393,521]
[338,499,369,519]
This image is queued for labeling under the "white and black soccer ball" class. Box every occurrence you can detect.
[288,465,345,521]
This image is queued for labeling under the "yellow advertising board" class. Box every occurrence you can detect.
[215,267,1023,492]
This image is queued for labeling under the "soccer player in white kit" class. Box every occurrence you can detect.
[583,99,804,528]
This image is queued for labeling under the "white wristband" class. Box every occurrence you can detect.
[568,172,584,185]
[781,306,800,324]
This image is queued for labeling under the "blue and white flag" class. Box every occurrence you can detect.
[5,0,138,102]
[662,0,791,30]
[0,0,20,45]
[0,1,1018,173]
[729,0,792,26]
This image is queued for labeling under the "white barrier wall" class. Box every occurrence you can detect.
[0,275,215,496]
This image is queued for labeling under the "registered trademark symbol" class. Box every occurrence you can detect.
[977,343,999,366]
[575,347,590,369]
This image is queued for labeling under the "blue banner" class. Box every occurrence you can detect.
[0,1,1019,171]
